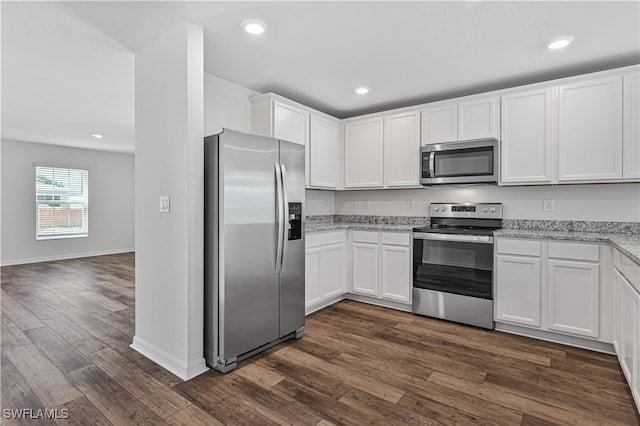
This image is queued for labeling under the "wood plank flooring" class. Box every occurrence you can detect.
[1,252,639,425]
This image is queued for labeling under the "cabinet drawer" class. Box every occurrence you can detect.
[306,231,345,248]
[352,231,379,244]
[381,232,410,246]
[548,242,599,262]
[614,249,640,292]
[496,238,541,256]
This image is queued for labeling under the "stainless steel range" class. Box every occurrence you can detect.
[412,202,503,329]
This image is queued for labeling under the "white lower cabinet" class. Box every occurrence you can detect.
[495,238,609,343]
[547,260,599,338]
[305,231,347,313]
[380,236,412,303]
[351,231,411,304]
[496,254,542,327]
[352,241,379,296]
[613,249,640,411]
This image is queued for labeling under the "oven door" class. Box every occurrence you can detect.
[421,139,498,185]
[412,232,494,299]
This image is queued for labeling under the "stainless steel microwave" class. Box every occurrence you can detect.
[421,138,498,185]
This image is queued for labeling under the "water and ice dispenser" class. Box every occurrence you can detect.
[288,202,302,241]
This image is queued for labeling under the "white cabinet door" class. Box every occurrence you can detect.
[547,260,600,338]
[623,72,640,179]
[344,117,384,188]
[352,242,379,296]
[500,87,555,184]
[558,76,623,182]
[380,244,411,303]
[614,269,624,356]
[322,242,347,299]
[309,114,339,188]
[305,248,323,309]
[458,96,499,141]
[634,289,640,410]
[495,255,542,327]
[422,104,457,144]
[620,275,638,384]
[273,101,308,146]
[273,101,310,186]
[384,111,421,187]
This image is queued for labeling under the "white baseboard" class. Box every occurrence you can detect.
[495,322,615,355]
[130,336,209,381]
[0,247,135,266]
[305,292,412,317]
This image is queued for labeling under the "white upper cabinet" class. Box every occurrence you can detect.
[500,87,555,185]
[250,93,341,189]
[384,111,421,187]
[421,104,457,144]
[422,96,499,145]
[273,101,309,146]
[458,96,500,141]
[309,114,339,188]
[558,76,623,182]
[623,71,640,179]
[344,117,384,188]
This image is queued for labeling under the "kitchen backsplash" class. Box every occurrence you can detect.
[307,183,640,223]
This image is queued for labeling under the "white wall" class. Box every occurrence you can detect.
[204,73,257,136]
[132,23,207,381]
[305,189,336,216]
[1,140,135,265]
[332,183,640,222]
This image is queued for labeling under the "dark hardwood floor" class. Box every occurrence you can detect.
[1,252,639,425]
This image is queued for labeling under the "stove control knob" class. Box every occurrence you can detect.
[434,207,439,212]
[491,207,496,212]
[441,207,446,212]
[483,208,488,212]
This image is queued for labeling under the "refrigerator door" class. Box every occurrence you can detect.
[216,130,281,361]
[278,140,306,336]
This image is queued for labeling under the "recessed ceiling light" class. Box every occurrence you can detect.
[92,134,103,139]
[355,87,369,95]
[241,19,268,35]
[547,36,575,50]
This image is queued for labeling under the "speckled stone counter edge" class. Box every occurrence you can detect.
[307,215,639,234]
[502,219,640,234]
[306,215,640,265]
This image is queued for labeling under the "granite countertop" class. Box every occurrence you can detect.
[306,222,417,233]
[306,215,640,265]
[494,228,640,266]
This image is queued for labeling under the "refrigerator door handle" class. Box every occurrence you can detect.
[274,163,284,273]
[280,164,289,273]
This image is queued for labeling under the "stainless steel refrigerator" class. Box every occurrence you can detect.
[204,128,305,373]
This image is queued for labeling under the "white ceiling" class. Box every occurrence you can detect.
[2,1,639,153]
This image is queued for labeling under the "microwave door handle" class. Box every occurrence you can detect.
[428,152,436,177]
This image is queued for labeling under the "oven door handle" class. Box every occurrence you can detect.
[413,232,493,244]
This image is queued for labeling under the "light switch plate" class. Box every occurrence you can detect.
[160,196,170,213]
[543,199,554,212]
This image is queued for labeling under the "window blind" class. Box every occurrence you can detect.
[35,166,89,239]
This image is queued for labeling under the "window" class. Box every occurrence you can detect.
[36,166,88,239]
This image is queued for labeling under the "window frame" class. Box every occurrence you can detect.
[35,165,89,240]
